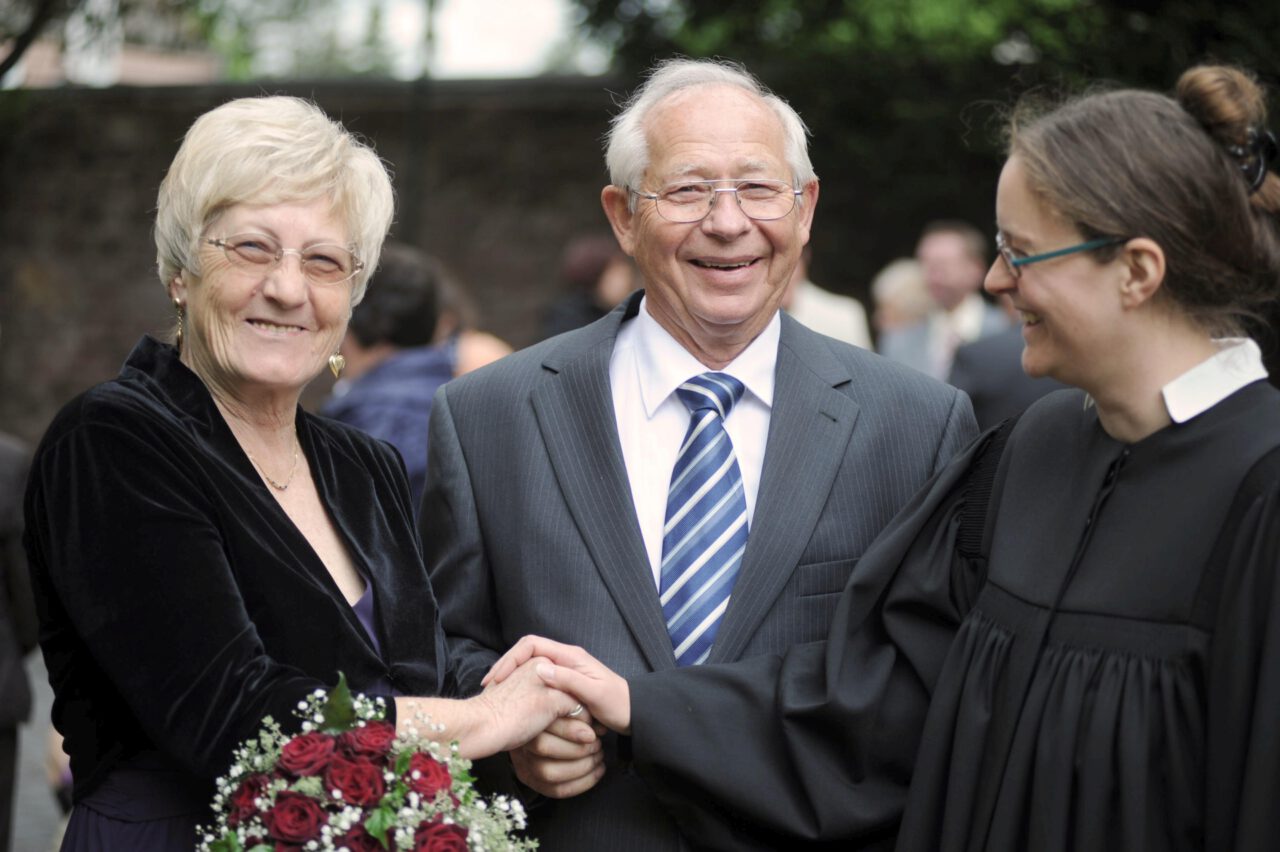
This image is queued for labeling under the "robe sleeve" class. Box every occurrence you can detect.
[1204,471,1280,851]
[628,427,1000,848]
[24,412,319,786]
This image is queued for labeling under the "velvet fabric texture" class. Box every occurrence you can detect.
[24,336,450,811]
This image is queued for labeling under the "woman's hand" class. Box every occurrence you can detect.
[484,636,632,735]
[395,656,581,760]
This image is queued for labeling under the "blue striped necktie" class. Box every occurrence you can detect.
[659,372,748,667]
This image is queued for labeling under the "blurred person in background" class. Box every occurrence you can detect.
[881,220,1008,378]
[780,246,872,348]
[433,260,512,375]
[23,95,580,851]
[870,257,933,337]
[0,385,36,852]
[323,242,457,508]
[541,233,637,339]
[947,295,1067,430]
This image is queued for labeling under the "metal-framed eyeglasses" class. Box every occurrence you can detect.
[205,234,365,286]
[629,179,803,223]
[995,232,1126,280]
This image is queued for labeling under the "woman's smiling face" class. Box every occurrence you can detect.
[173,197,354,404]
[985,155,1127,389]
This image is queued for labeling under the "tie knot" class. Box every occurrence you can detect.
[676,372,745,418]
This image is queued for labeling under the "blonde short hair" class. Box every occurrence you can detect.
[155,96,394,304]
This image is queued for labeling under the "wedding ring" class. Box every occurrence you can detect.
[567,703,584,717]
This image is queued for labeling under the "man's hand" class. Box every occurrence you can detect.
[509,712,607,798]
[485,636,632,734]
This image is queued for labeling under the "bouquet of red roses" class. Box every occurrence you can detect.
[198,675,536,851]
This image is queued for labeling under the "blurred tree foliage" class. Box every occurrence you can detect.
[1,0,385,82]
[567,0,1280,314]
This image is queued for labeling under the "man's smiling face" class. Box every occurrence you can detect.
[604,84,817,364]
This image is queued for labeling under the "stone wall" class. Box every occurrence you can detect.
[0,77,620,443]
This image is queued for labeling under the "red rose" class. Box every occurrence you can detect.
[336,823,386,852]
[338,720,397,761]
[227,773,269,828]
[263,791,326,844]
[324,755,386,807]
[278,731,337,777]
[414,819,469,852]
[404,752,452,799]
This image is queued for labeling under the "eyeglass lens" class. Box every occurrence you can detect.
[654,181,796,223]
[215,234,359,285]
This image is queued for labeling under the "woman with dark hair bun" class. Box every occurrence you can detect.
[487,64,1280,852]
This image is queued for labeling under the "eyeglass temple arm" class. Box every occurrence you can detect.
[1010,237,1123,267]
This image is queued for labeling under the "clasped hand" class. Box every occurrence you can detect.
[484,636,630,799]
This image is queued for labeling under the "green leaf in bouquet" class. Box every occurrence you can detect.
[208,834,242,852]
[319,671,357,733]
[364,803,397,849]
[290,775,324,798]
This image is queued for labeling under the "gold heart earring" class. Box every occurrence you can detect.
[329,353,346,378]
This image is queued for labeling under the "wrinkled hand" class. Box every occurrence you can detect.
[509,711,607,799]
[463,656,580,758]
[484,636,632,735]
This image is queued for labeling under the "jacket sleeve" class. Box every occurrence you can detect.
[419,385,501,695]
[929,386,978,478]
[25,416,317,781]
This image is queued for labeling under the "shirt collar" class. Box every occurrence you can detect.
[633,296,779,418]
[1162,337,1268,423]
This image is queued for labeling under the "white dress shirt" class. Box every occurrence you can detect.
[609,297,778,585]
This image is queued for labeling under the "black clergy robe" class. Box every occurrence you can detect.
[627,383,1280,852]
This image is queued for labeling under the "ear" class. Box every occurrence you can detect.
[1117,237,1165,310]
[168,272,189,306]
[796,179,819,246]
[601,185,638,256]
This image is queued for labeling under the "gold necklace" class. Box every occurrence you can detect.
[247,435,300,492]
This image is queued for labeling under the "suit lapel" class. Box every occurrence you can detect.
[530,296,677,672]
[710,317,860,663]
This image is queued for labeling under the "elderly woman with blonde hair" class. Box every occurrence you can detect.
[23,96,579,850]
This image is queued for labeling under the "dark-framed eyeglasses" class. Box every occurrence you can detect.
[205,233,364,286]
[995,232,1126,280]
[629,179,802,223]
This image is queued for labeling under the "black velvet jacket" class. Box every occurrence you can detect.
[24,337,451,801]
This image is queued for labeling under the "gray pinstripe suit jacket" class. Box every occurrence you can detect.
[420,292,977,851]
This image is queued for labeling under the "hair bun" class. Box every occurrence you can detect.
[1177,64,1279,205]
[1176,65,1266,138]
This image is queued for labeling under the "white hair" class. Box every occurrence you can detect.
[154,96,394,305]
[604,57,816,204]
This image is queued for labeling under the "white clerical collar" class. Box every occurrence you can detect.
[1161,337,1268,423]
[633,296,779,418]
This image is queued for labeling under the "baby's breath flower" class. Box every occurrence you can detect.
[197,678,537,852]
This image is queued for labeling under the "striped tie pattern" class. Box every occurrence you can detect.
[659,372,748,666]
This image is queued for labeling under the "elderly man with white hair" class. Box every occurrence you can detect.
[422,57,976,850]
